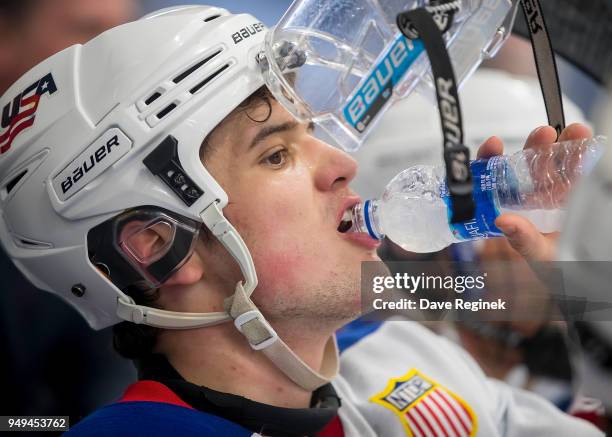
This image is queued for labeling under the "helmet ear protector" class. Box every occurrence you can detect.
[88,207,201,290]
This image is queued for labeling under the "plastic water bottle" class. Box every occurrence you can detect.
[347,136,606,253]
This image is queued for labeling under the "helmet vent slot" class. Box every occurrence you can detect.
[0,149,48,201]
[4,169,28,194]
[203,14,221,22]
[156,103,177,120]
[189,63,230,94]
[13,235,52,249]
[172,49,222,84]
[144,91,162,105]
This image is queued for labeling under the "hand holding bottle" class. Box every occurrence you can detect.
[494,123,593,262]
[346,123,597,255]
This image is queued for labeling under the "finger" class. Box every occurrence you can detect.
[476,136,504,159]
[524,125,558,150]
[558,122,592,143]
[494,213,557,262]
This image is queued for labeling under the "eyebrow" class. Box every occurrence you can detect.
[248,120,315,150]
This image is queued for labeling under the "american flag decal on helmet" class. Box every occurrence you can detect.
[0,73,57,155]
[371,369,477,437]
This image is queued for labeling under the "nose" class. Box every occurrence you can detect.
[313,139,358,192]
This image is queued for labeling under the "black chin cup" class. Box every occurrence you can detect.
[88,206,201,290]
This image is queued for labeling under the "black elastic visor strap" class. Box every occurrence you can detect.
[519,0,565,137]
[397,8,475,223]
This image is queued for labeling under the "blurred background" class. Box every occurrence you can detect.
[0,0,610,433]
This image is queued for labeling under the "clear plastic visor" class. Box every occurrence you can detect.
[260,0,518,151]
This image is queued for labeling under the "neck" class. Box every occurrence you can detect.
[157,318,339,408]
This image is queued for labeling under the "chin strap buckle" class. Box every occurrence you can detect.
[226,283,338,391]
[234,309,279,351]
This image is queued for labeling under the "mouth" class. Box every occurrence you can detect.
[335,197,381,250]
[336,197,360,234]
[337,208,353,233]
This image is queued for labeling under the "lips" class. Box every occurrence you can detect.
[343,231,381,250]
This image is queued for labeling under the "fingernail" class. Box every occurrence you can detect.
[529,126,545,138]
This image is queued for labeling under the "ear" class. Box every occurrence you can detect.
[118,219,204,287]
[119,220,175,263]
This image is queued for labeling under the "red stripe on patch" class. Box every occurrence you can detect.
[436,390,471,434]
[406,408,433,436]
[0,117,35,153]
[0,96,39,144]
[421,397,450,437]
[429,391,463,437]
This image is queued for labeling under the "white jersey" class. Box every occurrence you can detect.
[333,321,602,437]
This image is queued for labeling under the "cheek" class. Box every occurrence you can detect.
[253,251,305,299]
[228,175,315,245]
[226,195,322,298]
[242,218,318,295]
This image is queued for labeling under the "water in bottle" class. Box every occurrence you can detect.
[343,136,606,253]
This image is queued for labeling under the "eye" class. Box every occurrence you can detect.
[261,148,288,167]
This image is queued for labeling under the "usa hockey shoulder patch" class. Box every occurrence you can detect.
[370,369,477,437]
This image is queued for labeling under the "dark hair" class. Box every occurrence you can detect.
[199,85,274,162]
[112,86,275,360]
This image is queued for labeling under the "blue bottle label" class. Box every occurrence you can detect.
[440,157,506,241]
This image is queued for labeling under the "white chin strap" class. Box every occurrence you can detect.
[225,282,339,391]
[116,201,338,391]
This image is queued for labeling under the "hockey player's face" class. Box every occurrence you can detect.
[202,99,381,322]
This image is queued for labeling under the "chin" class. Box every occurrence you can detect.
[365,251,381,261]
[352,249,381,264]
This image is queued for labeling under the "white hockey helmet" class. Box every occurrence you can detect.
[0,5,337,391]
